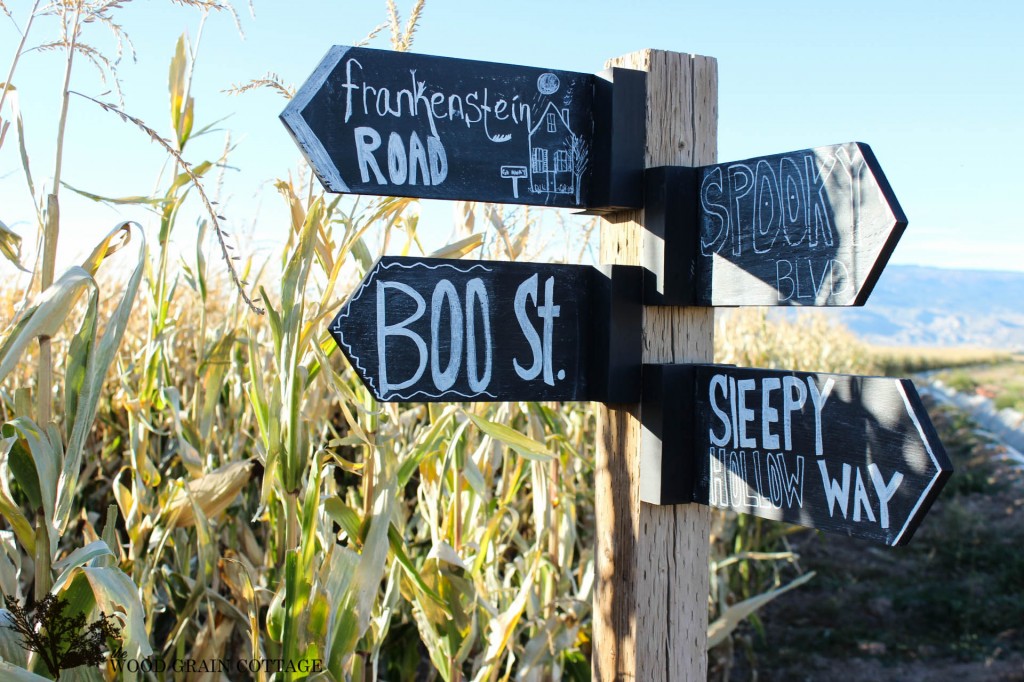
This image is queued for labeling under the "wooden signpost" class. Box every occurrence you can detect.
[281,46,646,211]
[643,142,907,306]
[284,44,950,681]
[641,365,952,546]
[329,256,641,402]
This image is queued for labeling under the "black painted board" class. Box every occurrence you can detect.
[643,166,700,305]
[584,67,647,214]
[644,142,907,306]
[640,364,697,504]
[647,364,951,546]
[329,256,642,403]
[282,46,645,211]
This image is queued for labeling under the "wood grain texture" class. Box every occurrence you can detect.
[595,49,717,681]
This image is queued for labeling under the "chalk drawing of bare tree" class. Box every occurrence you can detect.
[566,133,589,204]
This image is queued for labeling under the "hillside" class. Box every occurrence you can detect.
[811,265,1024,348]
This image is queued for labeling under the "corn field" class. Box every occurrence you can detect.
[0,2,884,680]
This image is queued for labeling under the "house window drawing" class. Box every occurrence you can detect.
[554,150,569,173]
[528,101,587,202]
[532,148,548,174]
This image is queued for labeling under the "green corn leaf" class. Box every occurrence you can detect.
[60,182,161,206]
[0,661,50,681]
[326,447,396,674]
[2,418,60,556]
[281,196,321,313]
[466,413,553,461]
[188,114,232,141]
[350,235,373,271]
[461,443,488,498]
[470,506,520,576]
[52,565,153,664]
[57,224,146,537]
[319,545,358,635]
[196,218,208,300]
[281,550,312,673]
[197,332,234,442]
[324,498,362,542]
[397,406,459,486]
[98,505,118,569]
[167,160,212,194]
[0,478,34,555]
[0,267,95,386]
[387,524,444,607]
[4,429,42,512]
[707,571,815,649]
[169,34,194,149]
[64,287,97,444]
[0,609,28,667]
[299,460,322,570]
[51,540,115,590]
[266,582,286,643]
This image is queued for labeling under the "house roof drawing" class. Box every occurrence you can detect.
[529,101,574,137]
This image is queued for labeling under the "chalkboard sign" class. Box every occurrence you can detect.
[642,364,951,546]
[330,257,642,403]
[644,142,907,306]
[282,47,645,211]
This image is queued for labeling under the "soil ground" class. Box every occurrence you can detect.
[712,396,1024,682]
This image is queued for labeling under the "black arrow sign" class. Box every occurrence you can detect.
[329,257,641,403]
[642,364,951,546]
[282,46,645,212]
[645,142,907,306]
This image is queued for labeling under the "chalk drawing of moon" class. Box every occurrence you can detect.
[537,72,560,95]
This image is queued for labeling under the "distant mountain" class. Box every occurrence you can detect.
[816,265,1024,348]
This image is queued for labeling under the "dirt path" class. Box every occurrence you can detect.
[713,395,1024,682]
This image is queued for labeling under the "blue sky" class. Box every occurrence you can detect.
[1,0,1022,273]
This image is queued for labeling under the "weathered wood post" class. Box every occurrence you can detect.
[595,49,717,680]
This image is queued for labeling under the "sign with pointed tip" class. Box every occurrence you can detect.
[641,364,952,546]
[281,46,645,212]
[329,256,642,403]
[644,142,907,306]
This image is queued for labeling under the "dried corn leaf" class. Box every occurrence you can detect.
[163,460,254,528]
[429,233,483,260]
[0,218,25,271]
[472,555,538,681]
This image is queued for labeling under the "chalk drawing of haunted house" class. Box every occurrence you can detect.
[528,101,576,198]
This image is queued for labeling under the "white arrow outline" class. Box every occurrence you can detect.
[331,259,496,401]
[281,45,351,192]
[892,380,944,546]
